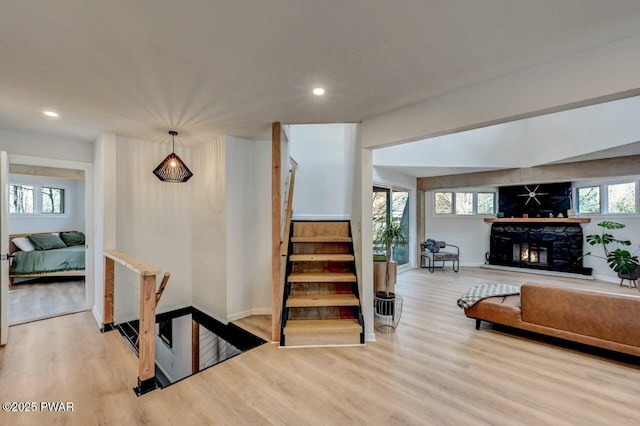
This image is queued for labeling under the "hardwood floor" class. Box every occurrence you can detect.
[8,279,85,325]
[1,267,639,425]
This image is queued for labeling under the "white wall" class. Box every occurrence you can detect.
[114,136,192,322]
[290,123,359,220]
[250,140,272,315]
[93,133,116,324]
[0,128,93,163]
[8,174,84,234]
[191,138,227,322]
[225,137,256,321]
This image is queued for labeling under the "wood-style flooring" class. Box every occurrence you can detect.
[8,279,85,325]
[1,267,639,425]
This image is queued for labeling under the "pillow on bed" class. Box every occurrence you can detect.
[12,237,36,252]
[27,234,67,250]
[60,232,85,247]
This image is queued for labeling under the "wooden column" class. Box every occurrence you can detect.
[192,320,200,374]
[104,257,115,327]
[417,190,425,267]
[272,122,282,342]
[138,274,157,383]
[102,249,161,395]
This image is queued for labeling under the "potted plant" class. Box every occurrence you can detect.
[374,220,407,332]
[584,221,640,282]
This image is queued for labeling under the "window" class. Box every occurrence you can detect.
[434,192,453,214]
[575,181,637,215]
[373,186,410,266]
[434,190,496,215]
[42,187,65,214]
[9,184,34,213]
[607,182,636,214]
[477,193,496,215]
[577,186,600,214]
[455,192,473,215]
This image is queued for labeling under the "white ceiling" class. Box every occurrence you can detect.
[2,1,640,146]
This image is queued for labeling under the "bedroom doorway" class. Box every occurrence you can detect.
[4,157,93,326]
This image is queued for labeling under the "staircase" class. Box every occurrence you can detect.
[280,221,364,347]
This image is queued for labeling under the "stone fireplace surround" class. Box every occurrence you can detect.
[487,219,592,275]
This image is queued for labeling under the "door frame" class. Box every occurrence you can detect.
[6,155,94,314]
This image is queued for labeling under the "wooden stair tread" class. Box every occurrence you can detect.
[286,294,359,307]
[289,254,354,262]
[291,236,352,243]
[284,319,362,335]
[288,272,356,283]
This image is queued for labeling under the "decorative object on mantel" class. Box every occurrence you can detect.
[153,131,194,183]
[374,220,406,333]
[583,221,640,287]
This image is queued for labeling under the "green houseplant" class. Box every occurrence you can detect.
[373,220,407,333]
[378,220,407,296]
[584,221,640,276]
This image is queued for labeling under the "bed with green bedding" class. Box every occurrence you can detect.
[10,245,85,275]
[9,231,86,284]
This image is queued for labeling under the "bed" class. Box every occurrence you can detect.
[9,231,86,285]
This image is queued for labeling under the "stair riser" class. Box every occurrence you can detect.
[284,333,362,346]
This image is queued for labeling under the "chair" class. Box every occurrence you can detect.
[421,240,459,272]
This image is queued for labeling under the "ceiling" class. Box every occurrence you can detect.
[2,1,640,146]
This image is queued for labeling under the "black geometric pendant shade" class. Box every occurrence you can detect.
[153,131,194,183]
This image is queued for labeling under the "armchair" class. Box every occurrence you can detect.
[421,240,459,272]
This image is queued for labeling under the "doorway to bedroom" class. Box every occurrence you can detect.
[7,165,86,325]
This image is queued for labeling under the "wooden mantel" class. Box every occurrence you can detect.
[484,218,591,223]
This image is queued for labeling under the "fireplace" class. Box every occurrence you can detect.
[488,222,591,275]
[513,242,549,265]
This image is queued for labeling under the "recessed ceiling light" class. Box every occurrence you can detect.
[312,87,325,96]
[43,111,59,117]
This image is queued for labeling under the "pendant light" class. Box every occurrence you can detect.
[153,130,193,182]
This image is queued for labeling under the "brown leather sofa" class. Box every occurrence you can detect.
[464,283,640,357]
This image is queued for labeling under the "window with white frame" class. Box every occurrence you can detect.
[42,187,65,214]
[434,190,496,215]
[9,183,66,215]
[9,184,34,213]
[576,180,637,215]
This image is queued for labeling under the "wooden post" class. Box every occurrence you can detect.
[272,122,282,342]
[192,320,200,374]
[417,190,425,267]
[138,274,156,384]
[104,256,115,328]
[103,249,161,395]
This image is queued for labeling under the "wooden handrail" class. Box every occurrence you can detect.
[102,249,164,395]
[280,158,298,256]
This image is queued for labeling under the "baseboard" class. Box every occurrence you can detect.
[592,274,622,284]
[480,264,594,280]
[227,308,273,322]
[365,332,376,342]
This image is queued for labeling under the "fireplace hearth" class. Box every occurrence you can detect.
[489,222,591,275]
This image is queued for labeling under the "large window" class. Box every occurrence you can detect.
[576,181,637,215]
[373,186,410,266]
[434,190,496,215]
